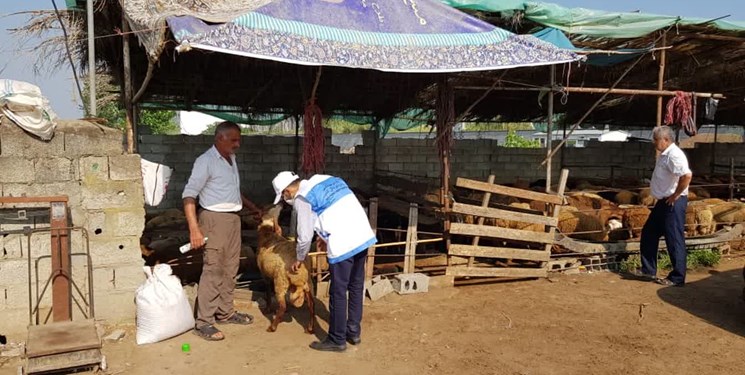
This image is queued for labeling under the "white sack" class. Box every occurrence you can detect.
[135,264,194,345]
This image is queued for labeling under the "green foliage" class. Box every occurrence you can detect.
[618,249,721,273]
[503,129,540,148]
[81,73,177,134]
[463,122,534,131]
[140,110,179,135]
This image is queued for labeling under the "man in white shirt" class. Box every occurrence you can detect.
[637,126,693,286]
[183,121,261,341]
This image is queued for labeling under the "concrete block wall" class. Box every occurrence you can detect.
[138,132,375,210]
[139,130,743,212]
[0,118,145,335]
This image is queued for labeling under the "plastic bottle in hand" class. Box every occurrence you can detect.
[179,237,208,253]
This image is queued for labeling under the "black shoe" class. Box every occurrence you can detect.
[655,277,684,287]
[309,339,346,352]
[628,269,656,281]
[346,336,361,345]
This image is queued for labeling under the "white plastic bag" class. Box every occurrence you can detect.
[0,79,58,140]
[135,264,194,345]
[140,158,173,206]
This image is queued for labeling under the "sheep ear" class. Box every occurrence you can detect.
[274,221,282,236]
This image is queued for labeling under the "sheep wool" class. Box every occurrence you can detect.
[297,175,377,264]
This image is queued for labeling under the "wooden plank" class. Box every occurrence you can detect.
[452,202,558,227]
[450,244,550,262]
[446,266,548,278]
[365,197,378,280]
[450,223,554,244]
[26,319,101,358]
[456,178,563,205]
[403,203,418,274]
[469,174,495,268]
[0,196,68,204]
[545,169,570,256]
[26,348,102,374]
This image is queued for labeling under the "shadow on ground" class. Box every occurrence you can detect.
[657,268,745,337]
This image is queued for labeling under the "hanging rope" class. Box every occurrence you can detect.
[302,67,325,175]
[664,91,696,136]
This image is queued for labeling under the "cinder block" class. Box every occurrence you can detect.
[106,208,146,237]
[0,157,35,183]
[88,236,142,266]
[63,127,124,157]
[109,154,142,181]
[0,307,29,335]
[391,273,429,295]
[0,258,28,286]
[93,289,136,323]
[0,118,65,157]
[34,157,73,183]
[93,264,145,291]
[81,180,144,210]
[364,277,394,301]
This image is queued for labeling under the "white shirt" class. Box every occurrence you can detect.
[650,143,692,200]
[182,146,242,212]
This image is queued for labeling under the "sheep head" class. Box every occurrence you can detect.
[260,204,283,236]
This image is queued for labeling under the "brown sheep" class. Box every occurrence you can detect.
[614,190,638,205]
[638,188,656,207]
[620,205,651,239]
[257,205,315,334]
[685,204,716,237]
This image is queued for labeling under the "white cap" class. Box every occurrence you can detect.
[272,171,299,204]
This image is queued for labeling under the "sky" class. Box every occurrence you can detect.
[2,0,745,124]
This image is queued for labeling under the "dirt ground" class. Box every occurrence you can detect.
[3,257,745,375]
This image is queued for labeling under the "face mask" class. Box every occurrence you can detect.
[284,198,295,206]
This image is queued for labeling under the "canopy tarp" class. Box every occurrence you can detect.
[166,0,578,73]
[441,0,745,38]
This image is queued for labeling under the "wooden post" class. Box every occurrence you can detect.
[50,200,71,322]
[403,203,419,274]
[468,174,495,268]
[436,79,455,267]
[546,65,555,193]
[294,115,300,172]
[711,124,719,174]
[656,31,668,127]
[543,169,569,269]
[730,158,735,201]
[122,15,135,153]
[365,197,379,280]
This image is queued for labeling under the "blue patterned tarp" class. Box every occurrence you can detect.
[167,0,579,73]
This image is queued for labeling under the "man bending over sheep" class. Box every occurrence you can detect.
[183,121,261,341]
[271,171,377,352]
[635,125,692,287]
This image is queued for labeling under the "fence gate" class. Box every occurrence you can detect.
[446,169,568,278]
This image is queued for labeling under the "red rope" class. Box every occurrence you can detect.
[664,91,696,136]
[302,99,325,175]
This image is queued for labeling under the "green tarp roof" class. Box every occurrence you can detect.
[441,0,745,38]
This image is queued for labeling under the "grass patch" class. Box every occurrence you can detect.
[618,248,722,273]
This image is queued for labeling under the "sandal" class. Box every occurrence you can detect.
[655,278,684,287]
[217,311,254,325]
[193,325,225,341]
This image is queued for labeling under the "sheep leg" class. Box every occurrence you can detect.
[262,278,273,313]
[268,294,286,332]
[304,288,315,334]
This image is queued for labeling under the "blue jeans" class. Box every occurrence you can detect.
[327,250,367,345]
[640,196,688,284]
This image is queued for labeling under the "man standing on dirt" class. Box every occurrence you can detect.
[183,121,261,341]
[271,171,377,352]
[636,125,692,286]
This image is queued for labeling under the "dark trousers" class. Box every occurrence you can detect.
[640,196,688,284]
[327,250,367,345]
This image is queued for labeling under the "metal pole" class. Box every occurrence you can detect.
[711,124,719,174]
[87,0,96,116]
[546,65,555,193]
